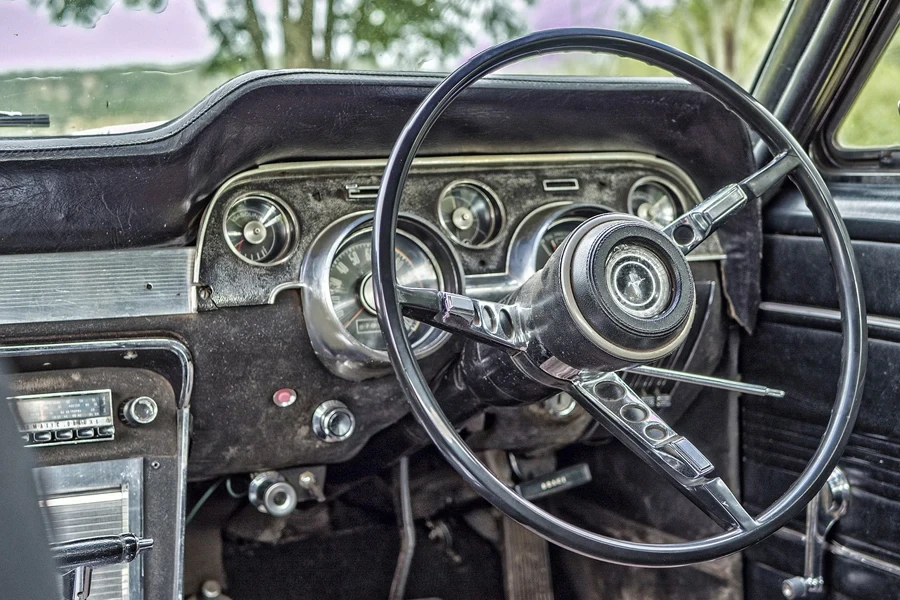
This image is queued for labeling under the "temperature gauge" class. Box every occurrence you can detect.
[223,194,298,265]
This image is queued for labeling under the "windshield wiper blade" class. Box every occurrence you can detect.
[0,111,50,127]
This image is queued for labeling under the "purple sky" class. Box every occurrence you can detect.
[1,0,216,70]
[1,0,625,72]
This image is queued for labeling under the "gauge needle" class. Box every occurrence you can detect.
[263,214,283,228]
[342,307,365,328]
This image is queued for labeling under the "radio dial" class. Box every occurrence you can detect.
[120,396,158,427]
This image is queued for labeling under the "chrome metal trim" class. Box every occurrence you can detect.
[345,184,381,201]
[435,179,506,249]
[0,248,196,325]
[196,152,723,295]
[221,191,300,267]
[42,490,126,507]
[36,457,144,600]
[542,178,580,192]
[627,174,689,224]
[0,338,193,600]
[759,301,900,332]
[773,526,900,579]
[300,212,461,380]
[623,365,785,398]
[558,214,696,362]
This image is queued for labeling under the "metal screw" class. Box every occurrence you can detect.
[198,287,211,300]
[150,461,161,470]
[298,471,315,488]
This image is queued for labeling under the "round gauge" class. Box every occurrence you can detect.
[628,178,681,228]
[329,230,442,352]
[534,216,586,270]
[437,181,504,247]
[223,194,298,265]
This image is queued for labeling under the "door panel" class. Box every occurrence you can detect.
[741,185,900,599]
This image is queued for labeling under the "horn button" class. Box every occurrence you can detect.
[528,214,696,370]
[605,243,672,319]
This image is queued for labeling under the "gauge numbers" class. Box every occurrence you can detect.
[628,178,680,228]
[224,194,298,265]
[329,231,442,352]
[437,181,504,247]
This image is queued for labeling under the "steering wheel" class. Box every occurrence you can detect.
[372,29,866,566]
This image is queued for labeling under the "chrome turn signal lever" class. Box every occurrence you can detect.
[782,468,851,599]
[52,533,153,600]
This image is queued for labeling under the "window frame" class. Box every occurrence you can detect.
[816,10,900,170]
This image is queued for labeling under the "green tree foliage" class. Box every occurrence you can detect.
[620,0,786,87]
[29,0,165,26]
[30,0,532,72]
[837,35,900,148]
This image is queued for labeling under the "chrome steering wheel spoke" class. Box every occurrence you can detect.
[571,371,756,532]
[663,150,801,255]
[397,286,526,352]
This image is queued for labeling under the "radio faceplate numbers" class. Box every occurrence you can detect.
[8,389,116,447]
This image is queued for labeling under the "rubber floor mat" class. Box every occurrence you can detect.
[223,520,503,600]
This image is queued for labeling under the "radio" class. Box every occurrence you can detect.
[8,389,116,446]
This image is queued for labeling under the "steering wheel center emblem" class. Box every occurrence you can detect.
[606,243,672,319]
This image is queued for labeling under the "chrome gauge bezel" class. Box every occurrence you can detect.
[301,212,464,381]
[532,205,615,271]
[329,227,446,354]
[436,179,506,249]
[222,192,300,267]
[626,175,687,228]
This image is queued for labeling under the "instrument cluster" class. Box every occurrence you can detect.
[196,153,717,380]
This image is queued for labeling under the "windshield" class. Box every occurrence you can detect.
[1,0,788,137]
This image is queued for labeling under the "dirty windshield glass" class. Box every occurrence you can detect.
[1,0,788,137]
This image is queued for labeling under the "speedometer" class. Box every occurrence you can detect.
[534,216,586,270]
[329,230,442,352]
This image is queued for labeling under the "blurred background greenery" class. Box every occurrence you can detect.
[1,0,897,147]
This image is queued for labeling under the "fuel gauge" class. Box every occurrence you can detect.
[223,194,298,266]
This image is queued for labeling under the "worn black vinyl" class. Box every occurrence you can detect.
[0,70,759,327]
[372,29,866,566]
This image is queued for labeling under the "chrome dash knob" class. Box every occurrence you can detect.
[119,396,158,427]
[312,400,355,443]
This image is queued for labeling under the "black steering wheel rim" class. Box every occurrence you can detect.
[372,28,866,566]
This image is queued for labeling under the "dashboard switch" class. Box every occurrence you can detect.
[76,427,96,439]
[312,400,355,443]
[248,471,297,517]
[120,396,158,427]
[55,429,75,441]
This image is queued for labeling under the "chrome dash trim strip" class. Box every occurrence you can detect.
[759,301,900,333]
[0,338,193,600]
[194,151,718,284]
[0,248,196,325]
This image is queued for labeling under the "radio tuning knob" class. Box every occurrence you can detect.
[119,396,158,427]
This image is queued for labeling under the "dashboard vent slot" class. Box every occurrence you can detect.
[345,184,381,201]
[542,178,580,192]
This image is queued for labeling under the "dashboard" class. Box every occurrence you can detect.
[195,152,723,381]
[0,72,758,600]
